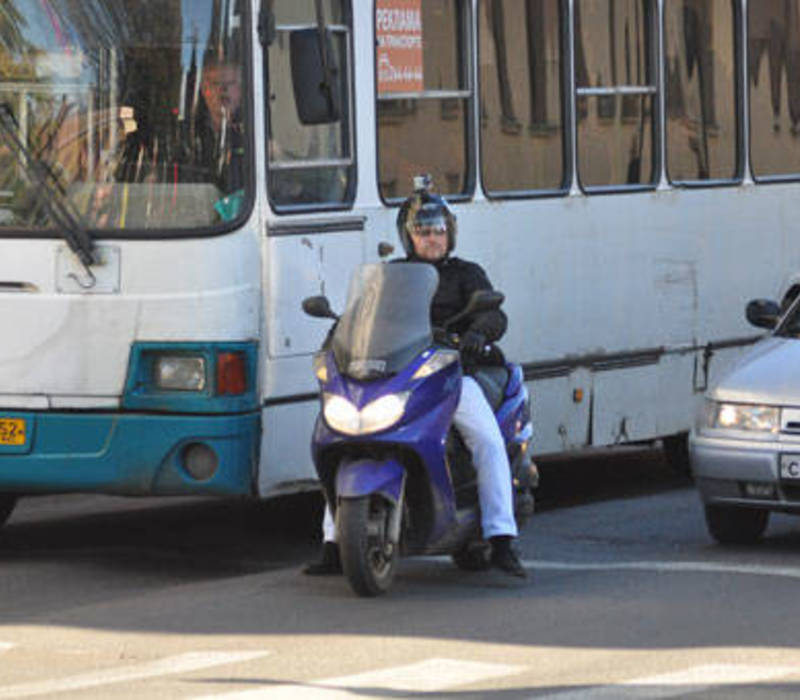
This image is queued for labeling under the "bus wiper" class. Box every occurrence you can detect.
[0,103,97,278]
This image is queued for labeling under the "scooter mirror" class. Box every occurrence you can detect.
[469,289,505,313]
[302,295,338,319]
[442,289,504,329]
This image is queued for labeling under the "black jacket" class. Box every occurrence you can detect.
[423,256,507,341]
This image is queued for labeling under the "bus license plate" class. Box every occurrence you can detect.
[0,418,26,446]
[779,454,800,480]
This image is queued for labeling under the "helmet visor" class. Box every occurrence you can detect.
[410,208,448,238]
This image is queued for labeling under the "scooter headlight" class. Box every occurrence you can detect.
[323,393,360,434]
[412,349,460,380]
[323,392,409,435]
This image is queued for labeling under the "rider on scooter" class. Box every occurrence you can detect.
[304,176,526,579]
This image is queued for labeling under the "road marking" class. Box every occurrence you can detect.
[0,642,14,654]
[200,658,524,699]
[531,664,797,699]
[0,650,269,699]
[524,559,800,580]
[427,555,800,580]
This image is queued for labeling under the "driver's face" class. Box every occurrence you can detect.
[202,63,242,123]
[410,224,448,262]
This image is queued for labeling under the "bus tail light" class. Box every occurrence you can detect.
[217,352,247,395]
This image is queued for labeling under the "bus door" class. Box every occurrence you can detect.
[259,0,359,495]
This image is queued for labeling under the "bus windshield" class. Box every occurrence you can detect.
[0,0,249,233]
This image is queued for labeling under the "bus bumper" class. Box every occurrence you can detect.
[0,410,260,496]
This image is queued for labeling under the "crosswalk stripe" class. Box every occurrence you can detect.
[200,658,524,699]
[531,664,798,699]
[0,643,14,654]
[0,650,269,699]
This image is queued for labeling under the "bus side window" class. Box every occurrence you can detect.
[664,0,740,183]
[376,0,473,201]
[575,0,658,190]
[265,0,355,211]
[478,0,567,196]
[748,0,800,180]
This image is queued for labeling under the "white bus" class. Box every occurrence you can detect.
[0,0,797,525]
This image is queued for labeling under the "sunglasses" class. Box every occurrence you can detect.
[412,225,447,238]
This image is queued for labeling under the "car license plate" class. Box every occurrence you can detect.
[780,454,800,480]
[0,418,26,446]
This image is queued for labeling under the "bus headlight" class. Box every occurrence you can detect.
[154,356,206,391]
[323,392,409,435]
[707,400,779,433]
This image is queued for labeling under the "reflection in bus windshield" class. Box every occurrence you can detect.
[0,0,249,231]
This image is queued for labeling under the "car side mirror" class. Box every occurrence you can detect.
[745,298,781,329]
[302,295,338,320]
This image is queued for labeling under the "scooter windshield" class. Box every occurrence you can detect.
[333,263,439,379]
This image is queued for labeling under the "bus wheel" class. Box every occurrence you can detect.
[663,433,691,478]
[704,504,769,545]
[0,494,17,528]
[338,496,397,597]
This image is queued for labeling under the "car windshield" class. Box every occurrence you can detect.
[0,0,249,233]
[332,263,439,379]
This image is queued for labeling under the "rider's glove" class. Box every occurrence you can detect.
[460,329,486,356]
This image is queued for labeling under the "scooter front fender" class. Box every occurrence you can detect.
[336,459,406,504]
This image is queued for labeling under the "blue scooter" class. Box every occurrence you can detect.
[302,262,537,596]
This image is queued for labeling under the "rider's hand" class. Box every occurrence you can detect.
[460,329,486,356]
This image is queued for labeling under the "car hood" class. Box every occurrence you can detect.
[711,336,800,406]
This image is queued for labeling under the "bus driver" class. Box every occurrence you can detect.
[305,178,527,579]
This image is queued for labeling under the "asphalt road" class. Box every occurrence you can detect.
[2,448,800,698]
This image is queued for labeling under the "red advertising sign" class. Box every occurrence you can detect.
[376,0,424,94]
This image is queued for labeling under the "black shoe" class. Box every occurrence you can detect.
[303,541,342,576]
[489,536,527,579]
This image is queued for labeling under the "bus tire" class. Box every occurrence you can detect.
[338,496,397,597]
[663,433,692,478]
[0,494,17,528]
[704,504,769,545]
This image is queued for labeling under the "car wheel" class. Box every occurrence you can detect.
[704,504,769,545]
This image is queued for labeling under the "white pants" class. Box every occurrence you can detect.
[322,375,518,541]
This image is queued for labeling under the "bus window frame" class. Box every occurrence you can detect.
[0,2,257,242]
[574,0,661,196]
[374,0,476,207]
[745,0,800,185]
[663,0,744,189]
[478,0,571,201]
[266,11,358,215]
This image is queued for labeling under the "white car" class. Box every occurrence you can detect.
[691,296,800,544]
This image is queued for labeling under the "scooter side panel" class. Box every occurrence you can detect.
[336,458,405,503]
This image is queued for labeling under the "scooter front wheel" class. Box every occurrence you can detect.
[338,495,397,597]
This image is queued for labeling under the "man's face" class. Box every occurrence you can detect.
[202,63,242,125]
[409,222,448,262]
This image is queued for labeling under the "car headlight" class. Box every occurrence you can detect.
[706,400,780,433]
[412,349,460,379]
[154,356,206,391]
[323,392,409,435]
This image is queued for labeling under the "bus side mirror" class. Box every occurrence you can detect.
[290,28,341,125]
[746,298,780,329]
[302,295,338,320]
